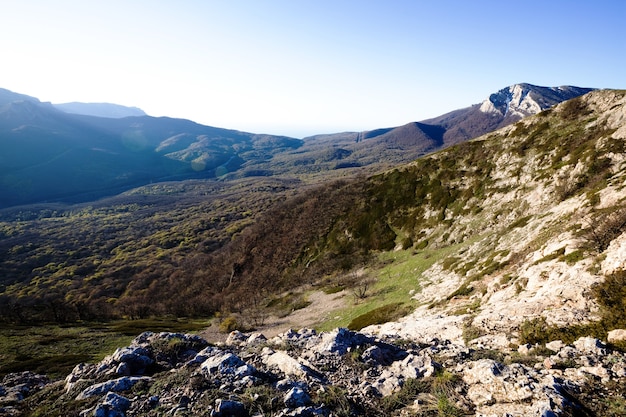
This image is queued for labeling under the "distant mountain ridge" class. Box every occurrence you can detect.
[0,84,595,207]
[53,102,147,118]
[335,83,595,146]
[0,88,40,106]
[289,83,595,175]
[0,89,301,207]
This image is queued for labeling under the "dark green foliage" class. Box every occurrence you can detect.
[593,269,626,329]
[347,303,410,331]
[518,316,606,345]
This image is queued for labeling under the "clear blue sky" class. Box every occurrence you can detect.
[2,0,624,137]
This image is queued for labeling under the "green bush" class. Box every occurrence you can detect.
[347,303,410,331]
[594,269,626,328]
[560,249,584,265]
[219,316,240,333]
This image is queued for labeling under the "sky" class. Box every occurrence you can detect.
[1,1,625,138]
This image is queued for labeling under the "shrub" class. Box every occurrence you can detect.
[580,208,626,253]
[560,249,584,265]
[594,269,626,328]
[347,303,410,330]
[242,385,282,416]
[219,316,240,333]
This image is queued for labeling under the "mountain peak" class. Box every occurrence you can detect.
[479,83,595,118]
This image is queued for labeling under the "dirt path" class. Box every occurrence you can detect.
[199,289,348,343]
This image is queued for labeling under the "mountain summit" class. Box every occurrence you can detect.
[423,83,595,146]
[479,83,594,118]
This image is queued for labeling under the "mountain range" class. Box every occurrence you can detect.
[0,84,593,208]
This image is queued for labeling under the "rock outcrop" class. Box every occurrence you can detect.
[8,328,626,416]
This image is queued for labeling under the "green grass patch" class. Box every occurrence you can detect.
[560,249,584,265]
[533,247,566,265]
[0,318,210,379]
[317,236,483,331]
[107,317,210,336]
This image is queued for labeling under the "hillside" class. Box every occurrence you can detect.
[0,94,301,208]
[272,84,594,178]
[0,84,591,208]
[2,89,626,416]
[2,89,625,327]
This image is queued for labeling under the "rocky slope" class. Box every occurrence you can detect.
[3,329,625,416]
[367,89,626,344]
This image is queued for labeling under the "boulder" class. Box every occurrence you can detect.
[390,353,440,379]
[111,346,153,374]
[201,351,255,377]
[76,376,151,400]
[102,392,131,412]
[284,387,311,408]
[463,360,534,406]
[263,350,322,380]
[225,330,248,346]
[313,328,373,356]
[573,337,607,356]
[247,332,268,345]
[545,340,565,352]
[81,392,132,417]
[607,329,626,344]
[211,399,248,417]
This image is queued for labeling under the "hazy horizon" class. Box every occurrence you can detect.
[2,0,624,137]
